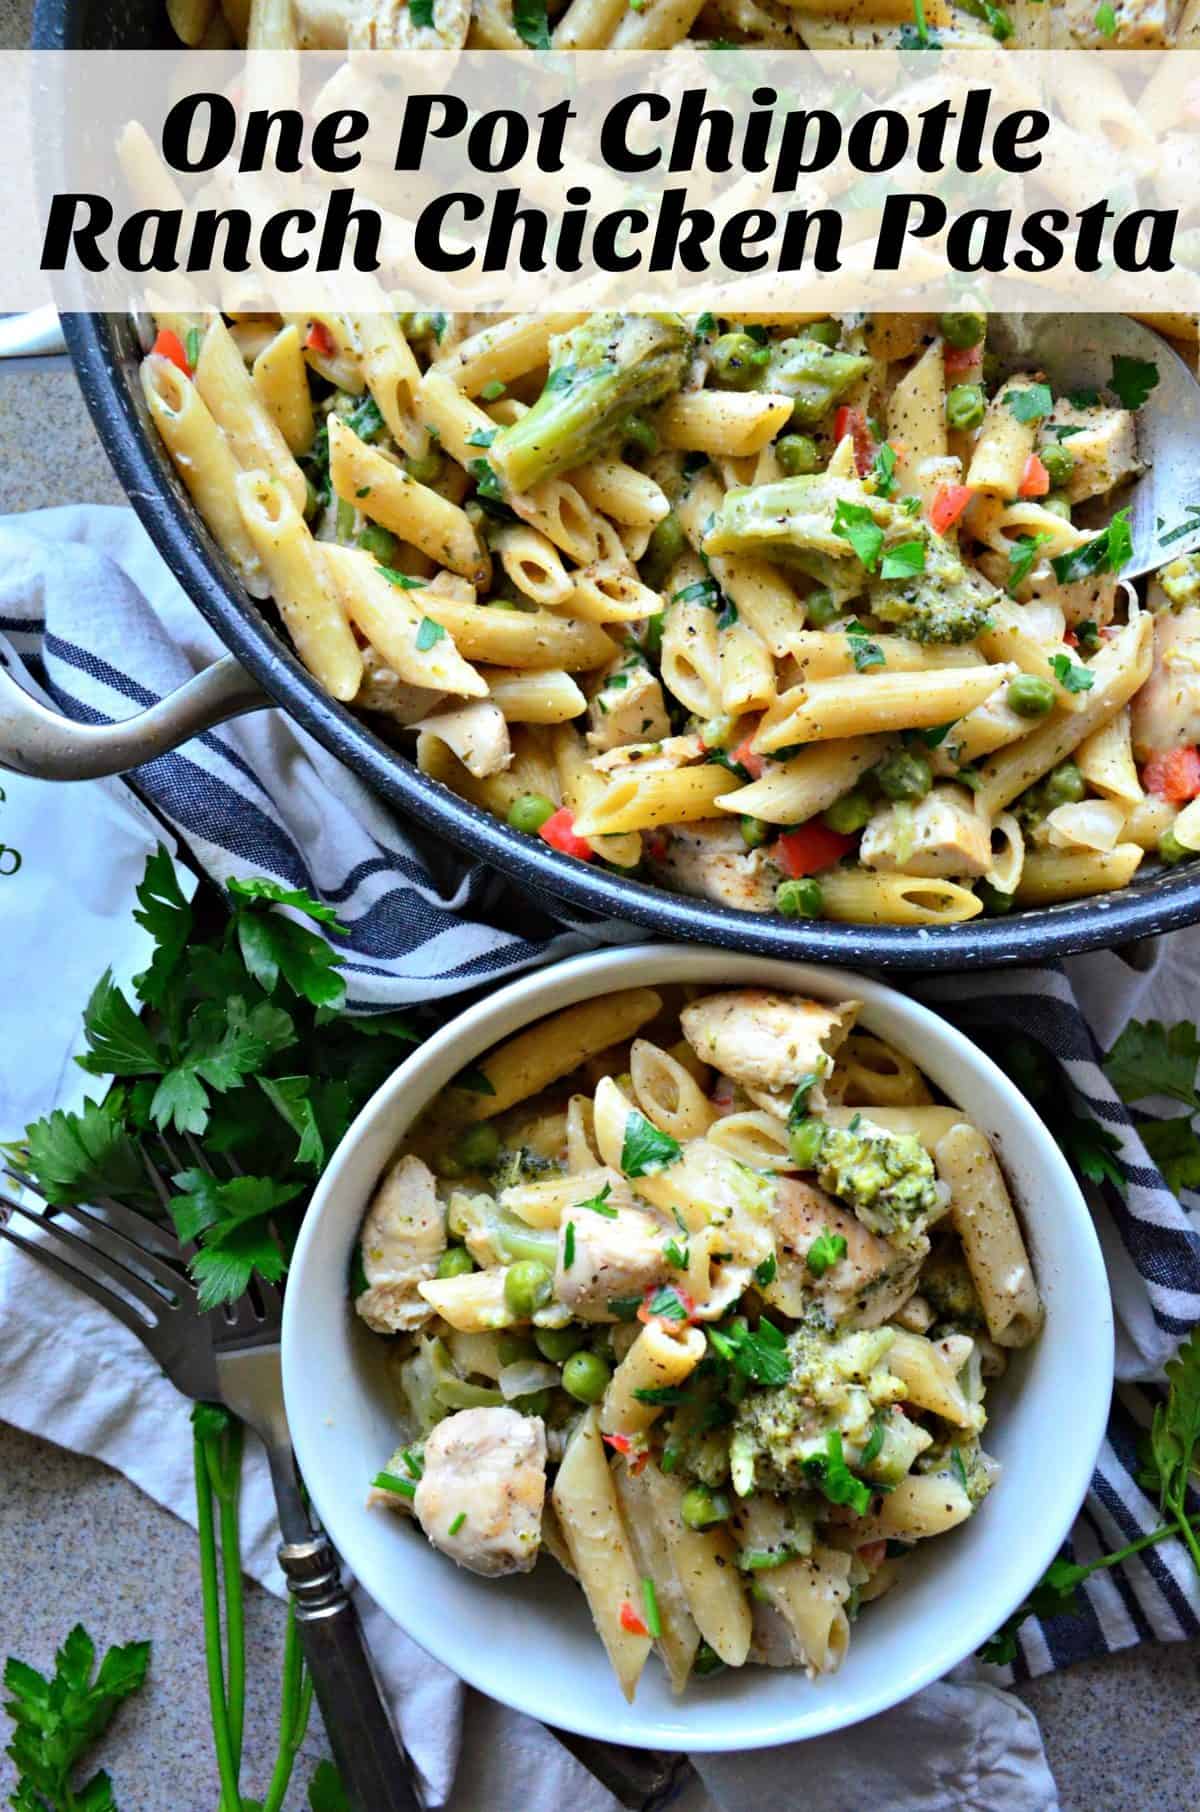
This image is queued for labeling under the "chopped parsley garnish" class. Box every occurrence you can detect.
[620,1109,682,1177]
[1006,384,1053,423]
[642,1577,662,1639]
[185,326,201,370]
[919,721,956,748]
[408,0,435,21]
[514,0,551,45]
[1067,386,1100,409]
[633,1384,687,1405]
[469,458,506,503]
[754,1253,777,1288]
[950,1447,970,1492]
[577,1181,616,1217]
[563,1221,576,1268]
[453,1064,496,1095]
[880,539,926,580]
[1006,532,1052,595]
[415,617,445,652]
[664,1236,690,1269]
[1110,354,1158,411]
[607,1294,642,1320]
[1094,1,1117,33]
[716,597,739,630]
[806,1228,848,1276]
[673,578,722,606]
[466,428,496,448]
[871,443,897,497]
[346,395,385,443]
[706,1315,791,1386]
[860,1417,886,1467]
[695,311,717,336]
[376,564,425,590]
[1075,619,1101,655]
[803,1429,872,1515]
[844,620,885,671]
[1050,653,1095,694]
[787,1071,822,1127]
[401,1446,424,1479]
[480,379,506,401]
[372,1471,416,1498]
[833,501,884,573]
[646,1284,690,1321]
[1051,508,1131,582]
[448,1511,467,1535]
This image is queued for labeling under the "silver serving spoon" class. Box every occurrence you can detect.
[988,311,1200,583]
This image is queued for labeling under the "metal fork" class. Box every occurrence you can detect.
[0,1158,423,1812]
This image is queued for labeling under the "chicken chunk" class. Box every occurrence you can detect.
[680,989,859,1100]
[355,1155,446,1334]
[1055,0,1179,47]
[556,1205,672,1320]
[413,1407,546,1577]
[592,732,704,776]
[859,785,990,879]
[1039,403,1140,503]
[419,699,511,779]
[646,821,778,913]
[586,658,670,753]
[1132,605,1200,759]
[760,1178,928,1330]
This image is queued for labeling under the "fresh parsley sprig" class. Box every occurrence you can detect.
[3,1625,149,1812]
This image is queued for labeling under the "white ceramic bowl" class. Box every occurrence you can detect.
[283,946,1113,1752]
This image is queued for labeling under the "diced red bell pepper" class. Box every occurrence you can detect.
[731,736,764,781]
[833,405,875,477]
[1063,628,1078,648]
[619,1601,650,1637]
[603,1432,633,1455]
[1143,746,1200,803]
[943,343,983,379]
[305,320,335,357]
[857,1539,888,1571]
[775,821,856,878]
[151,329,190,377]
[929,484,974,535]
[538,807,593,861]
[1018,454,1050,499]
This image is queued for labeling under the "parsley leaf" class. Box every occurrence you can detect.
[131,846,193,1009]
[309,1761,353,1812]
[695,312,716,336]
[1105,1019,1200,1107]
[1006,384,1053,423]
[673,578,721,606]
[754,1253,777,1287]
[232,894,346,1010]
[513,0,551,45]
[1059,1112,1125,1190]
[415,617,445,652]
[1094,1,1117,32]
[576,1181,617,1217]
[11,1096,156,1210]
[408,0,435,24]
[807,1228,848,1276]
[845,619,886,671]
[833,500,885,572]
[1049,653,1095,695]
[706,1315,791,1386]
[1006,532,1052,596]
[919,721,956,749]
[803,1428,872,1515]
[76,971,164,1078]
[563,1221,576,1269]
[664,1236,690,1268]
[620,1110,681,1177]
[1110,354,1158,411]
[1051,509,1132,584]
[646,1284,690,1321]
[632,1384,688,1405]
[871,443,897,497]
[880,539,926,580]
[787,1072,822,1127]
[3,1625,149,1812]
[1139,1116,1200,1196]
[375,564,425,590]
[346,395,385,443]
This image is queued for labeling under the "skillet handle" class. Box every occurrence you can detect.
[0,650,272,780]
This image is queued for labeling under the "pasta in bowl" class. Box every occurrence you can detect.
[139,304,1200,937]
[281,947,1112,1746]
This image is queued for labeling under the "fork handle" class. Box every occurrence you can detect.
[279,1537,425,1812]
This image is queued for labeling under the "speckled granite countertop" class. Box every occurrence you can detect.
[2,14,1199,1802]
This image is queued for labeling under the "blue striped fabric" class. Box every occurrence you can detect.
[3,505,1199,1679]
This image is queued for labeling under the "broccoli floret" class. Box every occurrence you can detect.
[702,473,896,592]
[917,1436,995,1508]
[755,337,872,426]
[489,312,690,492]
[868,534,997,645]
[728,1322,902,1495]
[920,1245,985,1329]
[816,1119,940,1243]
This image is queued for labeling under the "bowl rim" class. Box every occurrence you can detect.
[55,305,1200,971]
[282,943,1115,1750]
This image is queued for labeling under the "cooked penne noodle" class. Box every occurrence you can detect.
[235,473,362,700]
[935,1122,1044,1347]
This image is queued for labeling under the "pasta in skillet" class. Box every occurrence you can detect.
[352,984,1042,1698]
[141,304,1200,927]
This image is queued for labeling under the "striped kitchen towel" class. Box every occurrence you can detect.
[3,502,1199,1689]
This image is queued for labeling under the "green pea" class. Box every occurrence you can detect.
[939,311,986,350]
[562,1349,611,1404]
[805,588,839,628]
[946,384,986,431]
[1039,442,1075,488]
[1042,492,1072,521]
[775,433,822,476]
[405,450,444,486]
[436,1245,476,1279]
[456,1122,501,1169]
[507,792,556,835]
[1007,674,1056,719]
[740,815,769,849]
[1159,826,1190,865]
[534,1325,585,1362]
[776,878,824,919]
[498,1332,538,1365]
[876,749,932,802]
[504,1259,554,1320]
[1043,762,1085,808]
[357,522,398,561]
[712,332,768,389]
[823,789,874,834]
[681,1485,732,1529]
[640,512,687,591]
[804,319,841,348]
[976,880,1015,915]
[788,1117,826,1170]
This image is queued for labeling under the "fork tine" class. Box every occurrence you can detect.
[0,1195,175,1317]
[0,1221,160,1342]
[49,1200,191,1297]
[2,1164,181,1259]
